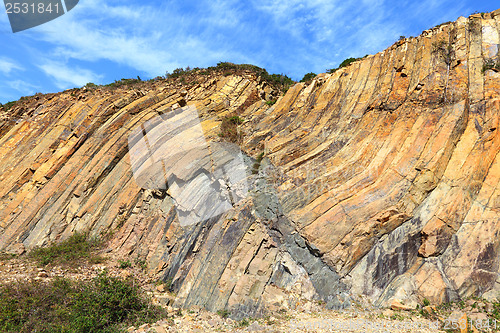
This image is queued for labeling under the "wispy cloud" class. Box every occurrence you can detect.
[35,7,173,76]
[0,0,497,103]
[7,80,40,91]
[0,57,24,75]
[33,0,242,77]
[0,79,39,102]
[7,80,39,94]
[38,61,102,89]
[29,0,464,81]
[253,0,399,50]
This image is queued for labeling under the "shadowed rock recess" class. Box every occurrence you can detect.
[1,10,500,318]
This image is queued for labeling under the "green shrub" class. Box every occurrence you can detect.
[238,318,250,327]
[228,116,243,124]
[482,58,500,73]
[214,62,240,71]
[300,72,317,82]
[492,298,500,321]
[0,272,166,332]
[327,56,366,73]
[391,313,405,320]
[265,99,276,106]
[85,82,99,89]
[104,78,141,88]
[28,232,103,267]
[422,298,430,307]
[135,258,147,271]
[219,115,244,143]
[2,100,16,111]
[164,278,173,290]
[432,40,455,65]
[470,10,485,17]
[252,151,265,174]
[217,309,230,318]
[208,62,295,92]
[118,260,131,269]
[96,62,296,94]
[419,309,429,318]
[165,66,202,80]
[339,57,359,68]
[0,253,17,261]
[167,67,189,79]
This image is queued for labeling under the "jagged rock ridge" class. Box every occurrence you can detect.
[0,10,499,317]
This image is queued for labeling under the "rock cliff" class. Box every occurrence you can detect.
[1,10,500,317]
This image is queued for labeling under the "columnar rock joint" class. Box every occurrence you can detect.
[0,10,499,315]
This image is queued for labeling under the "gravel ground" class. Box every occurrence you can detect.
[1,255,496,333]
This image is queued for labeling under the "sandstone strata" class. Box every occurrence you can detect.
[1,10,500,317]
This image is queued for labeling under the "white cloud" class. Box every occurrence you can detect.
[38,61,102,89]
[0,79,39,103]
[7,79,39,93]
[0,0,482,101]
[44,23,174,76]
[0,57,24,75]
[250,0,401,69]
[32,1,223,77]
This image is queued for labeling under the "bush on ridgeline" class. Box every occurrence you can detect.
[207,62,295,93]
[327,56,367,73]
[1,100,17,111]
[104,78,142,88]
[300,72,317,83]
[85,82,99,89]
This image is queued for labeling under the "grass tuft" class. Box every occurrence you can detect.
[28,232,104,267]
[217,309,230,318]
[237,318,250,327]
[118,260,132,269]
[219,115,244,143]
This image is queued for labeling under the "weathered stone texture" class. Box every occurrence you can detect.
[0,12,499,314]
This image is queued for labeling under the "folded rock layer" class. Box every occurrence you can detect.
[0,10,499,316]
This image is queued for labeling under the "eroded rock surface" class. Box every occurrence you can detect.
[1,10,500,317]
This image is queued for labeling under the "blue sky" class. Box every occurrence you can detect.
[0,0,499,104]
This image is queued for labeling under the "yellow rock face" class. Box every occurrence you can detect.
[0,11,499,314]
